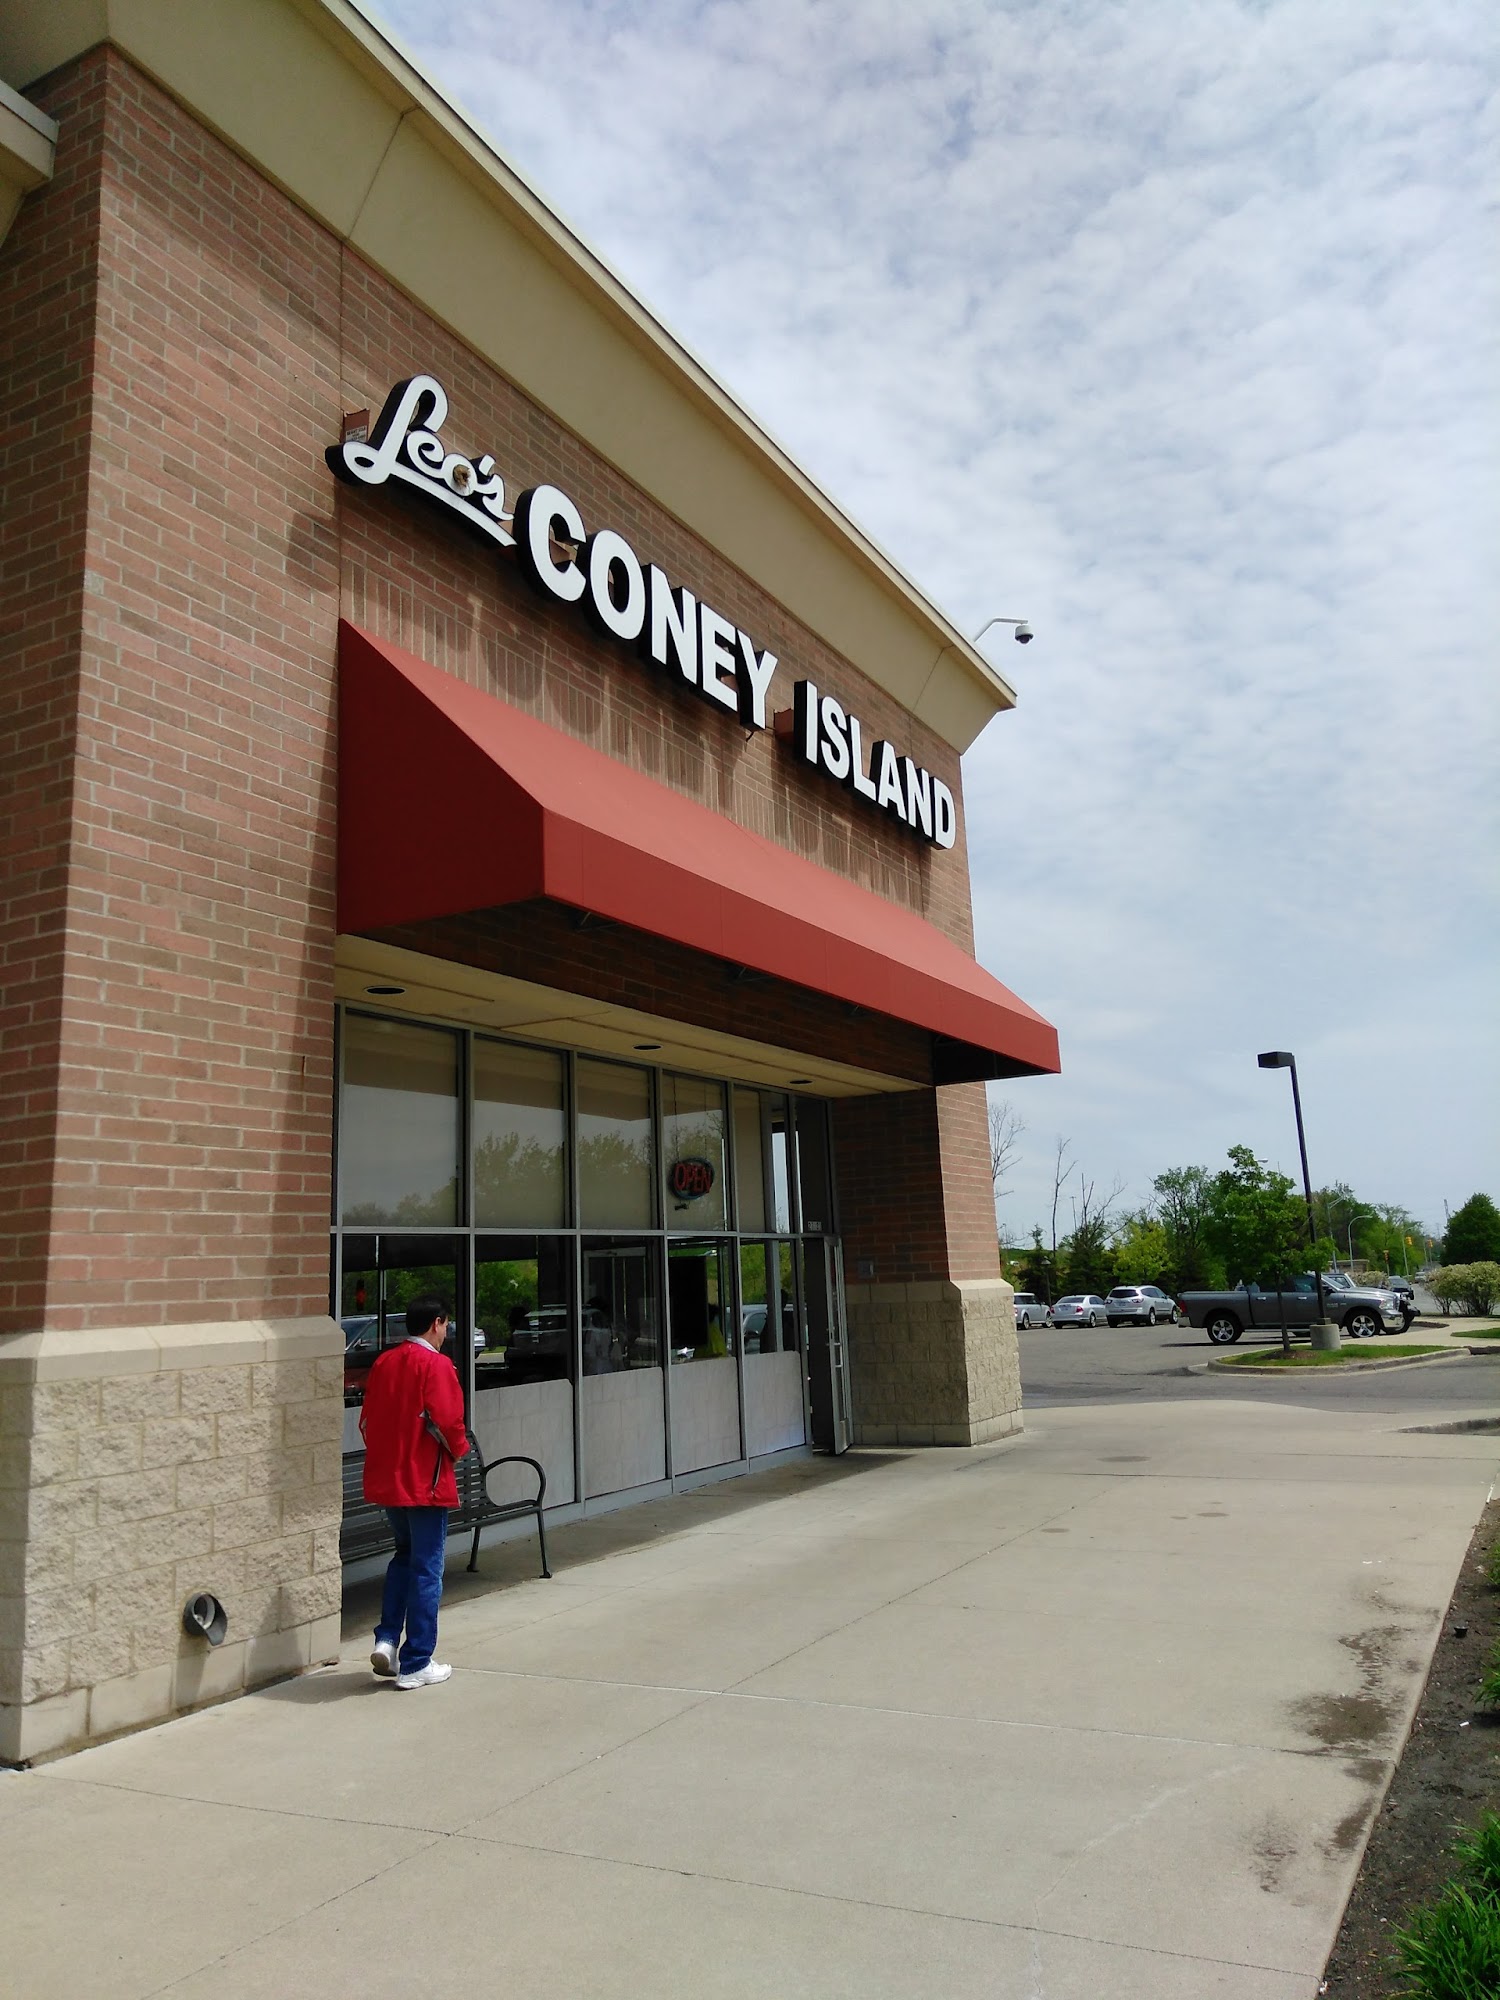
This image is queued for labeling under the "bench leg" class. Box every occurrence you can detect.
[535,1506,552,1580]
[468,1522,481,1573]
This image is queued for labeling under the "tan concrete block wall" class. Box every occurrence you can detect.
[845,1279,1020,1448]
[0,1318,342,1765]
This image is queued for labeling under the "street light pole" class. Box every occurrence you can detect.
[1257,1051,1326,1325]
[1346,1210,1377,1273]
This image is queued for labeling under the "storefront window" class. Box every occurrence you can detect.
[733,1088,767,1234]
[473,1039,566,1227]
[662,1073,727,1231]
[577,1059,654,1229]
[473,1234,576,1508]
[581,1236,665,1497]
[668,1238,740,1473]
[339,1015,460,1225]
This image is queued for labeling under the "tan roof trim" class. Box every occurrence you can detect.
[0,71,56,249]
[0,0,1017,749]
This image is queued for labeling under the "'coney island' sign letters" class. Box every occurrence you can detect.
[328,375,956,848]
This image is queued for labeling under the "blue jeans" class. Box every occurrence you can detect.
[376,1507,449,1673]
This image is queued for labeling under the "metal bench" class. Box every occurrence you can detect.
[458,1429,552,1579]
[339,1427,551,1580]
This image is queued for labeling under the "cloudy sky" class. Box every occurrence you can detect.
[370,0,1497,1248]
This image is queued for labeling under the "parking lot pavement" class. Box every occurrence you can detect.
[4,1394,1497,2000]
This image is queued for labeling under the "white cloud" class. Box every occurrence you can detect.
[369,0,1498,1238]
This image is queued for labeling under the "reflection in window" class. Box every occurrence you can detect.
[739,1241,769,1351]
[578,1060,654,1229]
[769,1094,792,1233]
[473,1040,566,1227]
[582,1238,660,1373]
[662,1073,727,1231]
[737,1240,800,1353]
[668,1239,735,1363]
[475,1236,574,1384]
[339,1016,459,1225]
[733,1088,767,1234]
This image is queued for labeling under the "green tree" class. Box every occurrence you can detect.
[1063,1212,1116,1295]
[1204,1145,1309,1288]
[1444,1194,1500,1264]
[1017,1227,1060,1303]
[1110,1214,1173,1288]
[1149,1165,1222,1290]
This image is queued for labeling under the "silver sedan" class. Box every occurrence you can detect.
[1050,1294,1109,1327]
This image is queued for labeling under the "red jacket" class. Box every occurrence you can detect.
[360,1337,469,1508]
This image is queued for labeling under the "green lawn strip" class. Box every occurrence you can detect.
[1459,1323,1500,1339]
[1216,1344,1448,1368]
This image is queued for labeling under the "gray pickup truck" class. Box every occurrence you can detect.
[1174,1271,1406,1344]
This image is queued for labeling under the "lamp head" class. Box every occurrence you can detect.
[1257,1051,1294,1070]
[1013,621,1033,644]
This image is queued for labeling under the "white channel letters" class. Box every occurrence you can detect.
[329,375,954,848]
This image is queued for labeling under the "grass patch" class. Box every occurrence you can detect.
[1216,1344,1447,1368]
[1461,1324,1500,1339]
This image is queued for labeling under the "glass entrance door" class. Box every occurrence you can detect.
[801,1238,849,1455]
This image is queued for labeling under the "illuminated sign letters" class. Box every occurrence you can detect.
[329,375,954,848]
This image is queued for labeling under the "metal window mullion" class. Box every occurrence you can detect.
[653,1065,677,1484]
[566,1048,585,1509]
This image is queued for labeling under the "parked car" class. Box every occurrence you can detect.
[1012,1292,1052,1328]
[1380,1275,1418,1330]
[1105,1284,1180,1327]
[1051,1294,1109,1327]
[741,1303,769,1350]
[1174,1272,1405,1343]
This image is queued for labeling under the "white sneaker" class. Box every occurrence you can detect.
[395,1661,453,1690]
[370,1639,398,1678]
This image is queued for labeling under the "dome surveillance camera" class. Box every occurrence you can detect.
[1013,621,1033,644]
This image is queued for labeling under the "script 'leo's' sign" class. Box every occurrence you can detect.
[668,1158,716,1201]
[327,375,957,848]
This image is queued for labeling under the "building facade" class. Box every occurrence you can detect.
[0,0,1058,1764]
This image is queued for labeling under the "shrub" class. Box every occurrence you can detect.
[1431,1266,1470,1314]
[1393,1813,1500,1997]
[1455,1263,1500,1316]
[1480,1640,1500,1712]
[1393,1882,1500,1997]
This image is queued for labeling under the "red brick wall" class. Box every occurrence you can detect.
[833,1083,1000,1284]
[0,59,105,1336]
[5,50,342,1330]
[2,48,992,1333]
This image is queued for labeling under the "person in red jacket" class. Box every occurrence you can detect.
[360,1295,470,1689]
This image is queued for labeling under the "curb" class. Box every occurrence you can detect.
[1206,1348,1462,1377]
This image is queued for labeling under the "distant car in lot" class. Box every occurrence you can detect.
[1051,1294,1109,1327]
[1012,1292,1052,1328]
[741,1303,769,1350]
[1105,1284,1180,1327]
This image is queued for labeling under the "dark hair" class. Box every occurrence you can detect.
[405,1294,451,1338]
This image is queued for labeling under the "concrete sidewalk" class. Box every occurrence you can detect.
[4,1396,1497,1999]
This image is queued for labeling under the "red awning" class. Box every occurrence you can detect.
[337,622,1060,1082]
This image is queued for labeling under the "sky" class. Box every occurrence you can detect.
[367,0,1498,1248]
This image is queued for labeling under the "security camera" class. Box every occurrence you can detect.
[1013,621,1033,644]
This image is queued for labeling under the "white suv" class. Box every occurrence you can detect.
[1012,1292,1051,1328]
[1105,1284,1179,1327]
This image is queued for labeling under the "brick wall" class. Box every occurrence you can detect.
[23,49,341,1331]
[0,57,103,1337]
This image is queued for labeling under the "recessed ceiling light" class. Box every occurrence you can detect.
[366,984,406,996]
[634,1042,662,1052]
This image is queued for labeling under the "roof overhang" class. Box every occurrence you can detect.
[0,73,55,250]
[338,623,1060,1086]
[0,0,1014,751]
